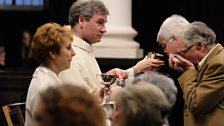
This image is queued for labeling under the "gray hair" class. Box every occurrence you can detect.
[68,0,109,28]
[112,82,171,126]
[157,14,189,44]
[182,21,216,46]
[132,71,177,107]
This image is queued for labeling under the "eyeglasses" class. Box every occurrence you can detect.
[176,43,197,56]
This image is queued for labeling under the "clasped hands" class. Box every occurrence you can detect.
[168,53,195,72]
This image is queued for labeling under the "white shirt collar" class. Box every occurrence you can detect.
[198,44,218,67]
[72,35,95,53]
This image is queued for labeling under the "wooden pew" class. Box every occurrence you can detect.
[0,70,32,107]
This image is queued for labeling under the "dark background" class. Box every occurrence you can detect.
[1,0,224,68]
[1,0,224,126]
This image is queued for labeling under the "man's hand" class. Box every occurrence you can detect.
[169,53,195,72]
[106,68,128,80]
[133,58,164,75]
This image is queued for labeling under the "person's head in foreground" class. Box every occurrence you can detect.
[108,82,171,126]
[33,84,105,126]
[132,71,177,107]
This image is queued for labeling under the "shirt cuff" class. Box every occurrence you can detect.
[126,67,134,78]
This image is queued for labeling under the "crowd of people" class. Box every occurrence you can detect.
[1,0,223,126]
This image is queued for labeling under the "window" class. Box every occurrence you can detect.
[0,0,44,11]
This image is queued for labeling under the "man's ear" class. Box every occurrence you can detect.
[78,15,86,28]
[197,42,205,50]
[49,51,56,59]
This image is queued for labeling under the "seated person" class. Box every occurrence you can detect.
[33,84,105,126]
[0,44,5,67]
[132,71,177,126]
[25,22,75,126]
[108,82,171,126]
[132,71,177,107]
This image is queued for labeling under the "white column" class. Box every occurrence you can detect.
[93,0,143,59]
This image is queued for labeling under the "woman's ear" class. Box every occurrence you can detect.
[49,51,56,59]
